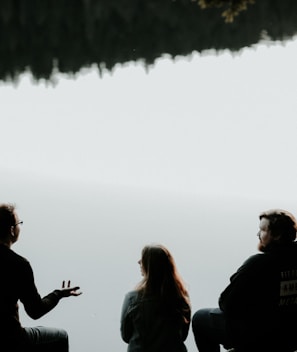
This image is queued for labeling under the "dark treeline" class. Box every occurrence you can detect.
[0,0,296,82]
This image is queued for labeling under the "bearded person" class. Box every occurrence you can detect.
[192,209,297,352]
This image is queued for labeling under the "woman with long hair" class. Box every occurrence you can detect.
[121,244,191,352]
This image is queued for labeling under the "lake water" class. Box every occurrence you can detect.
[3,170,295,351]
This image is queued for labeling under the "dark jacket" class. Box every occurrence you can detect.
[0,244,63,346]
[121,290,191,352]
[219,242,297,350]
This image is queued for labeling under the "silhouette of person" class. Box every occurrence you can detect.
[0,203,82,352]
[192,209,297,352]
[121,243,191,352]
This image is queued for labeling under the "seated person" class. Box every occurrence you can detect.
[0,203,82,352]
[121,244,191,352]
[192,209,297,352]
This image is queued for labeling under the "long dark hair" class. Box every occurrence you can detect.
[136,244,190,322]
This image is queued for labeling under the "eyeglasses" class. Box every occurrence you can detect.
[14,221,23,227]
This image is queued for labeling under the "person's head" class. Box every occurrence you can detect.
[257,209,297,252]
[137,244,188,300]
[139,244,175,286]
[0,203,21,246]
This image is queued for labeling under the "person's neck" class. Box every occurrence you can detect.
[0,240,12,248]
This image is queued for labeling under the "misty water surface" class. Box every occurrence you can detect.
[2,171,294,352]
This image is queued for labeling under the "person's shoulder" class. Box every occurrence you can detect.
[11,248,29,262]
[0,246,31,273]
[240,251,283,275]
[125,290,138,297]
[239,253,269,271]
[125,290,140,301]
[123,290,142,308]
[243,253,264,265]
[0,245,27,261]
[9,249,31,270]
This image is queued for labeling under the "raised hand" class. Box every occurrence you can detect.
[60,280,82,297]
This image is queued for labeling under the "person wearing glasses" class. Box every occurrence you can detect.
[0,203,82,352]
[120,244,191,352]
[192,209,297,352]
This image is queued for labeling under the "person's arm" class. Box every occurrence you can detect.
[219,254,264,315]
[120,292,135,343]
[19,260,81,319]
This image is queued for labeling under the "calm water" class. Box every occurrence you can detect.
[2,171,295,352]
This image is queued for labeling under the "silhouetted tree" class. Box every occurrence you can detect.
[0,0,296,82]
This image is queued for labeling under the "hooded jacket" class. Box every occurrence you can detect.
[219,242,297,350]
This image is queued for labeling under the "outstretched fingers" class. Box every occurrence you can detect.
[61,280,82,296]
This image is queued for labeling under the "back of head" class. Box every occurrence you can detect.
[138,244,188,302]
[140,244,175,294]
[0,203,15,240]
[259,209,297,243]
[137,244,190,325]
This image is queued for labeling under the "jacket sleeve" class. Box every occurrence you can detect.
[219,254,264,315]
[18,259,63,319]
[120,292,134,343]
